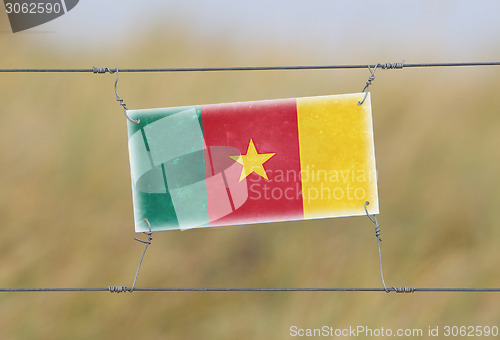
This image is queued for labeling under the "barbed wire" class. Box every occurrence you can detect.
[0,61,499,73]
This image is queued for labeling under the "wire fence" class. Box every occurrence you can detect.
[1,60,499,294]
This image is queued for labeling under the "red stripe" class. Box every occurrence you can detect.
[202,98,304,226]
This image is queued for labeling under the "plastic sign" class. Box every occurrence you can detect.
[126,93,379,232]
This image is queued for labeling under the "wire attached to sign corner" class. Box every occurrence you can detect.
[364,201,415,294]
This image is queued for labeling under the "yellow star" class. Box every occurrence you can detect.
[230,139,276,182]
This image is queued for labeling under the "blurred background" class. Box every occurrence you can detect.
[1,1,500,339]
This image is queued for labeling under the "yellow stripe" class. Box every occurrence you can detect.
[296,93,379,218]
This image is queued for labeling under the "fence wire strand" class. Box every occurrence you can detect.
[0,287,499,293]
[0,61,499,73]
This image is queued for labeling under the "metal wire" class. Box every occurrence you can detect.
[0,61,499,73]
[358,64,378,105]
[112,68,140,123]
[0,287,499,293]
[364,201,390,292]
[130,219,153,292]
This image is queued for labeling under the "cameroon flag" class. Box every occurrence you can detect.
[127,93,378,232]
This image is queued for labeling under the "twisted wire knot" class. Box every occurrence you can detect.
[364,201,382,242]
[113,68,139,123]
[108,286,129,293]
[363,73,376,91]
[93,67,139,123]
[129,219,154,293]
[358,61,404,105]
[92,67,116,74]
[358,64,378,105]
[391,286,416,293]
[115,90,129,111]
[374,222,382,242]
[380,61,404,69]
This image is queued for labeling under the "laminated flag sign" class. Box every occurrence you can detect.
[127,93,379,232]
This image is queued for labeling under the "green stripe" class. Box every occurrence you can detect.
[131,129,179,230]
[127,106,203,137]
[127,105,208,231]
